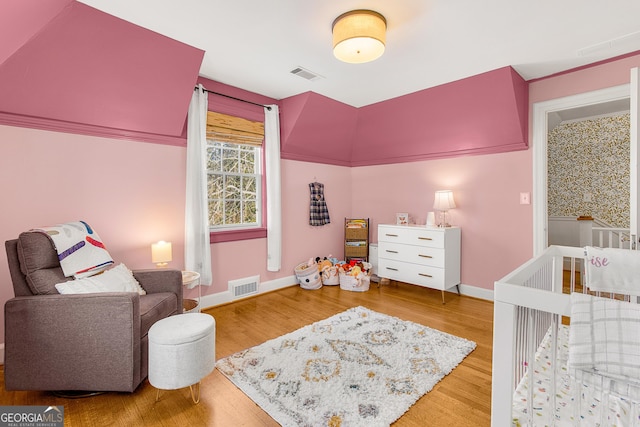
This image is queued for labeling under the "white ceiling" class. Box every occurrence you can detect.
[78,0,640,108]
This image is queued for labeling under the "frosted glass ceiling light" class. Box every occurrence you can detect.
[332,10,386,64]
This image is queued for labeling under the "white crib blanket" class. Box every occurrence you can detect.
[569,292,640,383]
[512,325,640,427]
[585,246,640,295]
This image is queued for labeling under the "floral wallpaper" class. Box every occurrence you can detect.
[547,113,630,227]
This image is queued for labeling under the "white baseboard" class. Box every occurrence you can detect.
[448,283,494,301]
[0,343,4,365]
[197,276,494,311]
[199,275,297,309]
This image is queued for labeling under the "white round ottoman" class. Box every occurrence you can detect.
[148,313,215,403]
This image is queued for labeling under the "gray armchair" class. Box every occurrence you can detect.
[4,231,183,393]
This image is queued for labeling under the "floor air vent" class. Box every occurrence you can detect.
[290,66,323,81]
[229,275,259,299]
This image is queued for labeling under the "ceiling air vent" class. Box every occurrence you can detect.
[290,67,323,81]
[577,30,640,56]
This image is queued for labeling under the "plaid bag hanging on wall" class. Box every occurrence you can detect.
[309,182,330,226]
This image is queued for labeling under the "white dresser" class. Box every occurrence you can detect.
[377,224,461,302]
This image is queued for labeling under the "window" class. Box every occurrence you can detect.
[206,112,265,239]
[207,142,261,229]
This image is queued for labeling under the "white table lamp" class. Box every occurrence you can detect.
[151,241,172,267]
[433,190,456,227]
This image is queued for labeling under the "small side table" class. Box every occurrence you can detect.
[182,271,201,313]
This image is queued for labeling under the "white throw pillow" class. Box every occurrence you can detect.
[55,263,146,295]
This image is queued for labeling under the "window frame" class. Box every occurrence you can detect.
[206,111,267,243]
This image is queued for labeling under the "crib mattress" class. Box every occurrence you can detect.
[512,325,640,427]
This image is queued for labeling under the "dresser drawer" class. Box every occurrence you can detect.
[378,225,444,248]
[378,258,446,290]
[378,241,444,268]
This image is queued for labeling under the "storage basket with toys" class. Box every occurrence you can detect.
[338,260,372,292]
[294,260,322,290]
[317,256,340,286]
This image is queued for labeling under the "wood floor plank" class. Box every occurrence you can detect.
[0,281,494,426]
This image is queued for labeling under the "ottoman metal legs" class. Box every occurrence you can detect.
[148,312,216,403]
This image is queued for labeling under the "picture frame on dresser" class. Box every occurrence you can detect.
[396,213,409,225]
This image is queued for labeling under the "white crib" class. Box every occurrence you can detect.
[491,245,640,427]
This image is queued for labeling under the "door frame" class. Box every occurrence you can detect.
[630,68,639,249]
[532,84,631,255]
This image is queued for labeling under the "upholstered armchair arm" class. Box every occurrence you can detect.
[4,293,142,392]
[133,269,182,313]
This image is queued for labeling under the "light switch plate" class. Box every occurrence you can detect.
[520,192,531,205]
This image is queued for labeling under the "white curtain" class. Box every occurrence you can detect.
[264,104,282,271]
[185,84,213,285]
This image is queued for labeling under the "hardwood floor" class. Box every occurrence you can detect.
[0,282,494,426]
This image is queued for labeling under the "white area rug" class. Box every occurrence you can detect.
[216,306,476,426]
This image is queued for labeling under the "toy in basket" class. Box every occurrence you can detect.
[314,255,339,286]
[321,266,340,285]
[294,261,322,290]
[338,261,372,292]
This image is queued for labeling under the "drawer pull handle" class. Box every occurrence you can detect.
[418,237,433,241]
[418,273,433,278]
[385,233,399,237]
[386,250,398,254]
[386,267,399,271]
[418,254,433,258]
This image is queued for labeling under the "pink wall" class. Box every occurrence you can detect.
[0,126,187,262]
[351,150,533,290]
[0,125,187,259]
[530,53,640,104]
[209,160,353,291]
[0,124,352,343]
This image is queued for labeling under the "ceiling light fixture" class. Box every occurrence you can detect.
[332,10,386,64]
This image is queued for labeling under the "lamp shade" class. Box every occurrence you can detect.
[433,190,456,211]
[151,241,172,266]
[332,10,386,64]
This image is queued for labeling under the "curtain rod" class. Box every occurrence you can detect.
[196,86,272,111]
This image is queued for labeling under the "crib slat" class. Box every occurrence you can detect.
[527,308,535,426]
[490,299,517,427]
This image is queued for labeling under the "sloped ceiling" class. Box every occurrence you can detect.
[279,67,528,166]
[280,92,359,166]
[0,0,204,143]
[0,0,71,65]
[352,66,528,165]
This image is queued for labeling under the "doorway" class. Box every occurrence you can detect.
[547,101,630,248]
[532,84,632,255]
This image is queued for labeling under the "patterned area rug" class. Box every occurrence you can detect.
[216,306,476,426]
